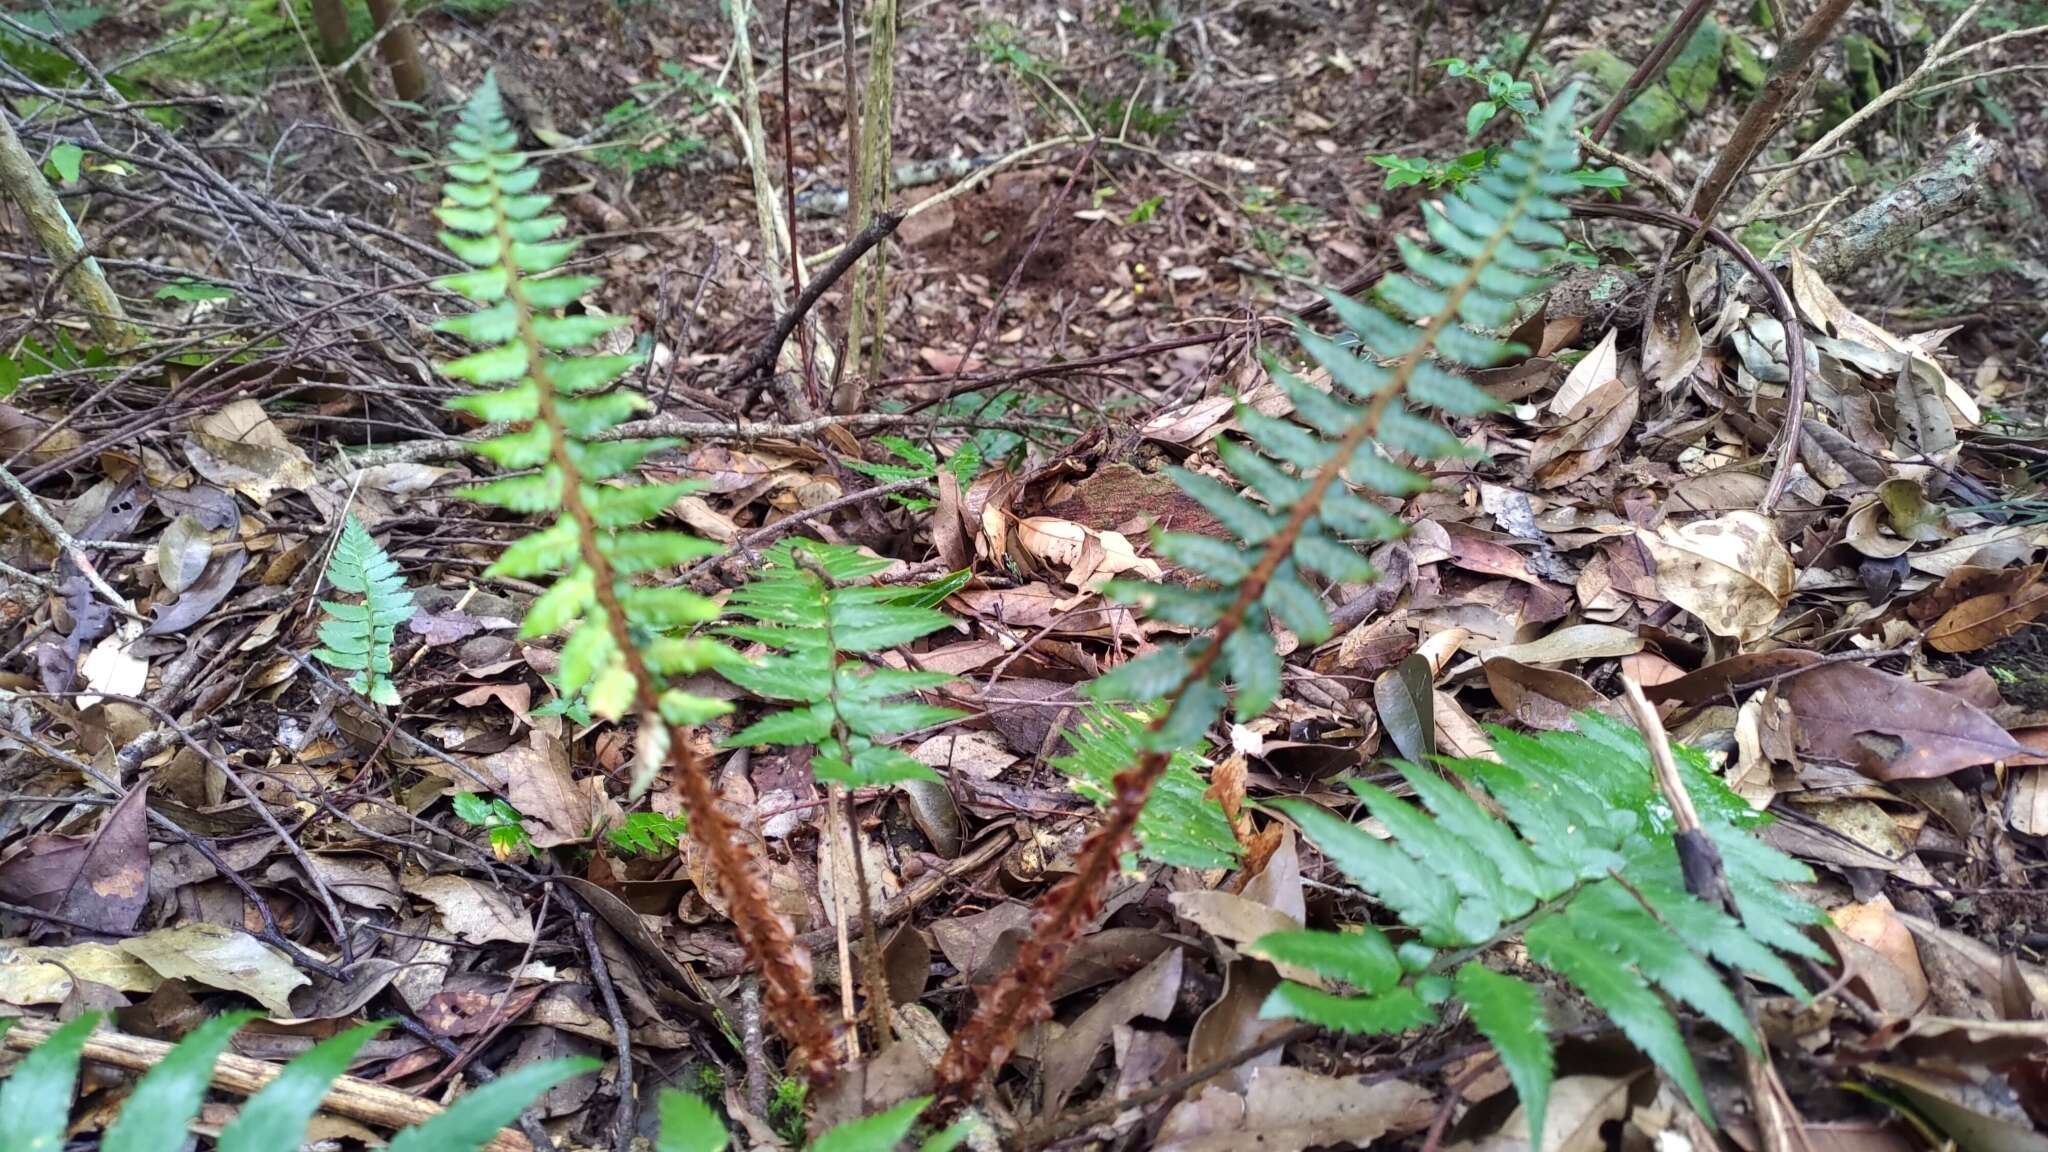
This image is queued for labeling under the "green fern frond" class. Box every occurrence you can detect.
[935,88,1603,1109]
[1055,705,1241,870]
[719,539,965,788]
[432,73,731,791]
[1258,714,1825,1141]
[0,1014,591,1152]
[1092,91,1584,738]
[312,513,415,706]
[841,435,981,510]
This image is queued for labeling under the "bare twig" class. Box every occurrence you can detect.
[729,211,903,389]
[573,902,638,1152]
[1586,0,1717,145]
[0,461,136,617]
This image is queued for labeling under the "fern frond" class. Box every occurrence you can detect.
[432,74,834,1080]
[313,513,414,705]
[1258,715,1823,1142]
[934,89,1586,1109]
[1054,705,1240,870]
[720,539,964,788]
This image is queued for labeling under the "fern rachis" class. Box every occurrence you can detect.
[432,75,834,1080]
[933,90,1587,1110]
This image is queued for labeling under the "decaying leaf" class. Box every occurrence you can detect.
[1157,1066,1434,1152]
[116,923,310,1014]
[1637,511,1794,642]
[1779,663,2024,780]
[183,400,316,504]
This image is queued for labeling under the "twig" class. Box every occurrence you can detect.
[1585,0,1717,145]
[1578,137,1686,207]
[573,902,638,1152]
[1511,0,1563,76]
[1684,0,1855,231]
[1619,678,1811,1152]
[729,211,903,389]
[0,460,137,617]
[1736,2,2046,224]
[1569,200,1806,512]
[825,785,862,1061]
[779,0,820,413]
[1409,0,1442,98]
[740,978,771,1118]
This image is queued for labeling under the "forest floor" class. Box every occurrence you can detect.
[3,0,2048,1148]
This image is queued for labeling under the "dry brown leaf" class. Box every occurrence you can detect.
[1637,511,1794,643]
[408,873,537,944]
[1780,663,2024,780]
[117,923,309,1015]
[1040,947,1183,1113]
[1015,516,1163,593]
[1483,624,1642,665]
[1484,658,1605,730]
[482,732,594,849]
[1453,1074,1638,1152]
[1927,581,2048,654]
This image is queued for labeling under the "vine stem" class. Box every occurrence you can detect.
[496,211,837,1082]
[932,156,1543,1109]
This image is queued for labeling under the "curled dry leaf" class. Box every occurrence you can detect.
[1015,515,1163,599]
[1926,579,2048,654]
[1484,657,1606,730]
[1039,946,1183,1113]
[116,922,310,1015]
[183,399,316,505]
[1637,511,1794,643]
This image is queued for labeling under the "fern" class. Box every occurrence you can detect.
[840,435,980,510]
[0,1014,972,1152]
[1255,714,1824,1141]
[720,539,965,789]
[935,89,1593,1104]
[1054,705,1240,870]
[312,513,414,706]
[610,809,690,855]
[431,74,834,1079]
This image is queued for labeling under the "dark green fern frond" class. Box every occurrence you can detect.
[313,513,415,706]
[935,88,1598,1109]
[720,539,965,788]
[432,74,731,789]
[1258,714,1825,1142]
[1091,90,1583,740]
[1055,705,1241,870]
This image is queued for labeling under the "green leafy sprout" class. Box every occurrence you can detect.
[312,513,415,706]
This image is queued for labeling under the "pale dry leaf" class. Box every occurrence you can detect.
[2008,768,2048,837]
[487,731,594,848]
[156,514,217,596]
[1016,516,1163,591]
[79,620,148,707]
[910,730,1017,780]
[1549,328,1619,415]
[1638,511,1794,643]
[1483,624,1642,665]
[117,923,310,1015]
[183,400,316,504]
[408,873,536,944]
[0,941,161,1006]
[1157,1066,1435,1152]
[1452,1074,1637,1152]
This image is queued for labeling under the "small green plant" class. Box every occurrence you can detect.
[720,540,963,789]
[609,809,690,855]
[451,792,533,859]
[972,23,1041,71]
[841,435,980,511]
[1113,2,1174,40]
[1373,64,1621,194]
[769,1076,809,1144]
[589,62,725,177]
[1,1014,970,1152]
[312,513,415,706]
[1125,194,1165,224]
[1439,56,1540,136]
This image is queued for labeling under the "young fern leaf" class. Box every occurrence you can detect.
[1256,715,1825,1144]
[432,74,835,1080]
[312,513,415,705]
[719,539,964,787]
[934,89,1585,1108]
[1055,705,1240,870]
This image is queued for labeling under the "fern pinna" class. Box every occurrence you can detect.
[1259,715,1822,1142]
[933,85,1589,1109]
[430,75,835,1079]
[313,513,414,705]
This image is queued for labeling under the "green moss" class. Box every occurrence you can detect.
[1724,32,1766,91]
[1666,18,1725,112]
[1574,48,1689,151]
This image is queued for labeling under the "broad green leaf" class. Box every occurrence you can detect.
[107,1012,259,1152]
[1258,982,1434,1034]
[220,1021,389,1152]
[1455,963,1552,1147]
[0,1012,100,1152]
[809,1095,931,1152]
[656,1090,730,1152]
[1248,928,1401,994]
[388,1057,600,1152]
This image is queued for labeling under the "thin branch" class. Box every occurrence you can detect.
[1586,0,1717,145]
